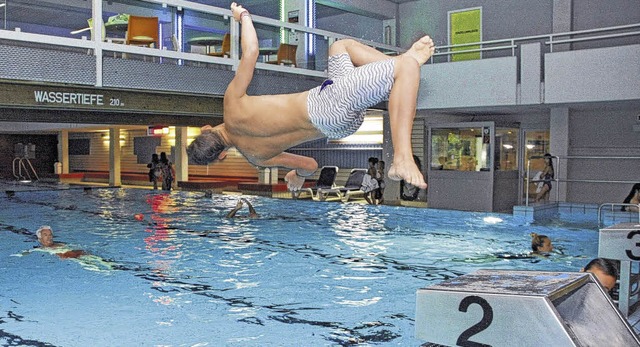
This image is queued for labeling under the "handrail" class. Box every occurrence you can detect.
[525,155,640,206]
[430,22,640,60]
[23,157,39,181]
[598,203,640,225]
[1,1,638,79]
[141,0,402,53]
[545,30,640,45]
[12,158,21,179]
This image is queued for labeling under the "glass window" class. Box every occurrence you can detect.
[495,128,518,171]
[431,127,490,171]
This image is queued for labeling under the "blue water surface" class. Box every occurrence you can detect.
[0,188,599,346]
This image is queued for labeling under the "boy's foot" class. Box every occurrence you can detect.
[388,160,427,189]
[405,35,435,66]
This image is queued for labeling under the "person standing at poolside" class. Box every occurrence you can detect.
[187,2,433,192]
[535,153,554,202]
[147,153,161,190]
[159,152,176,191]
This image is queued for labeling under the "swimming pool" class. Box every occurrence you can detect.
[0,188,599,346]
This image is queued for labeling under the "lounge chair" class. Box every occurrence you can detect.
[292,166,338,200]
[318,168,367,202]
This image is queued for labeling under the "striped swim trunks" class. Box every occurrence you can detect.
[307,53,395,139]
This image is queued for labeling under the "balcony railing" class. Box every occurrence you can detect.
[0,0,403,87]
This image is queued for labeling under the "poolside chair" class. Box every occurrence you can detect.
[266,43,298,67]
[207,33,230,57]
[318,168,367,202]
[125,15,159,48]
[292,166,338,200]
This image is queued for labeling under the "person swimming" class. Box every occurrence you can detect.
[494,232,555,260]
[35,225,86,259]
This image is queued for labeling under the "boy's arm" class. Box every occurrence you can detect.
[225,3,259,99]
[258,152,319,191]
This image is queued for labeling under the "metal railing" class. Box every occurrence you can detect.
[598,203,640,225]
[0,0,404,83]
[12,157,39,182]
[1,0,637,80]
[525,155,640,206]
[429,22,640,63]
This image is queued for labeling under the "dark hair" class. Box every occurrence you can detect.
[368,157,378,164]
[151,153,159,163]
[187,130,227,165]
[543,153,554,170]
[584,258,619,279]
[530,232,550,252]
[160,152,169,164]
[622,183,640,210]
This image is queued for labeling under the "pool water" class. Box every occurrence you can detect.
[0,189,599,346]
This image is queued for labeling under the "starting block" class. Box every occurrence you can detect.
[599,222,640,317]
[416,269,640,346]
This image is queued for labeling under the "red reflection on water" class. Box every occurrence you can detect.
[143,193,179,255]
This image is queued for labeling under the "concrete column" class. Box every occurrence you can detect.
[259,168,267,184]
[381,112,401,204]
[109,127,121,186]
[258,168,273,184]
[174,126,188,184]
[552,0,573,52]
[57,130,69,174]
[520,42,541,105]
[550,107,569,202]
[282,0,306,67]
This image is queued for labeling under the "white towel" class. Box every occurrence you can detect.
[361,174,379,193]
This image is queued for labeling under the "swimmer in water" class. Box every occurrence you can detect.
[226,198,259,219]
[581,258,619,294]
[530,232,553,255]
[36,226,86,259]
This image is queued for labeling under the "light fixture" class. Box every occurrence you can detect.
[147,126,170,136]
[331,116,383,144]
[502,144,513,149]
[0,4,5,8]
[526,144,535,149]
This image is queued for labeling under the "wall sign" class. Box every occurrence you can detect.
[449,8,482,62]
[599,223,640,261]
[0,82,223,115]
[34,90,124,107]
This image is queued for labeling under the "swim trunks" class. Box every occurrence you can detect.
[307,53,395,139]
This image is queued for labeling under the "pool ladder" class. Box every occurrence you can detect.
[598,203,640,225]
[12,157,39,182]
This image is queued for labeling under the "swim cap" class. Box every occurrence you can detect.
[134,214,145,221]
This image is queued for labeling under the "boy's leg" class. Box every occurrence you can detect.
[386,36,435,189]
[328,39,391,66]
[328,36,434,188]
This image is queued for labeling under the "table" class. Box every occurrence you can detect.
[187,35,224,54]
[104,18,129,41]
